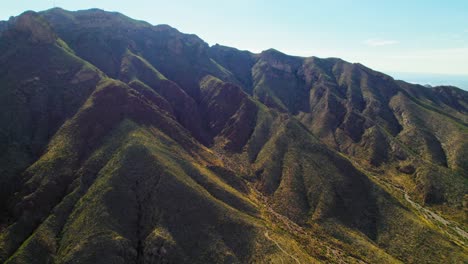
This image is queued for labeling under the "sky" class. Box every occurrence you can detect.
[1,0,468,83]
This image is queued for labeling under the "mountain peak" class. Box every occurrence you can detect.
[8,11,56,43]
[0,8,466,264]
[260,48,286,56]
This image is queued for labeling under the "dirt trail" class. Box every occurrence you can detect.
[251,186,354,263]
[403,192,468,241]
[348,160,467,245]
[264,231,301,264]
[368,173,468,245]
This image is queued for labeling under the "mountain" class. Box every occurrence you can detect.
[389,72,468,91]
[0,8,466,264]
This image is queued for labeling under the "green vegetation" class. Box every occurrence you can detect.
[0,8,466,263]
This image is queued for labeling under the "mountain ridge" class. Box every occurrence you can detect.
[0,8,467,264]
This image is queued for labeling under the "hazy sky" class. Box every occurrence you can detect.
[2,0,468,76]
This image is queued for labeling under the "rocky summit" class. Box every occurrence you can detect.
[0,8,467,264]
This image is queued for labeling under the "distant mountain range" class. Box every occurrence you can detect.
[389,72,468,91]
[0,8,466,263]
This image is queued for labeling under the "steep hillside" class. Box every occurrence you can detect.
[229,48,467,209]
[0,11,104,217]
[0,8,467,264]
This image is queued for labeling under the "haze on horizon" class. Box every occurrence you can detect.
[2,0,467,87]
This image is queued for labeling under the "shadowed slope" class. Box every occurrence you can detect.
[218,48,468,209]
[0,9,467,264]
[0,12,104,219]
[0,78,269,263]
[40,8,241,99]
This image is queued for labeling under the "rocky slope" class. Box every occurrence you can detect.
[0,8,467,264]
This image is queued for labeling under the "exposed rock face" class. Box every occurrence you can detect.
[199,75,258,150]
[0,8,467,264]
